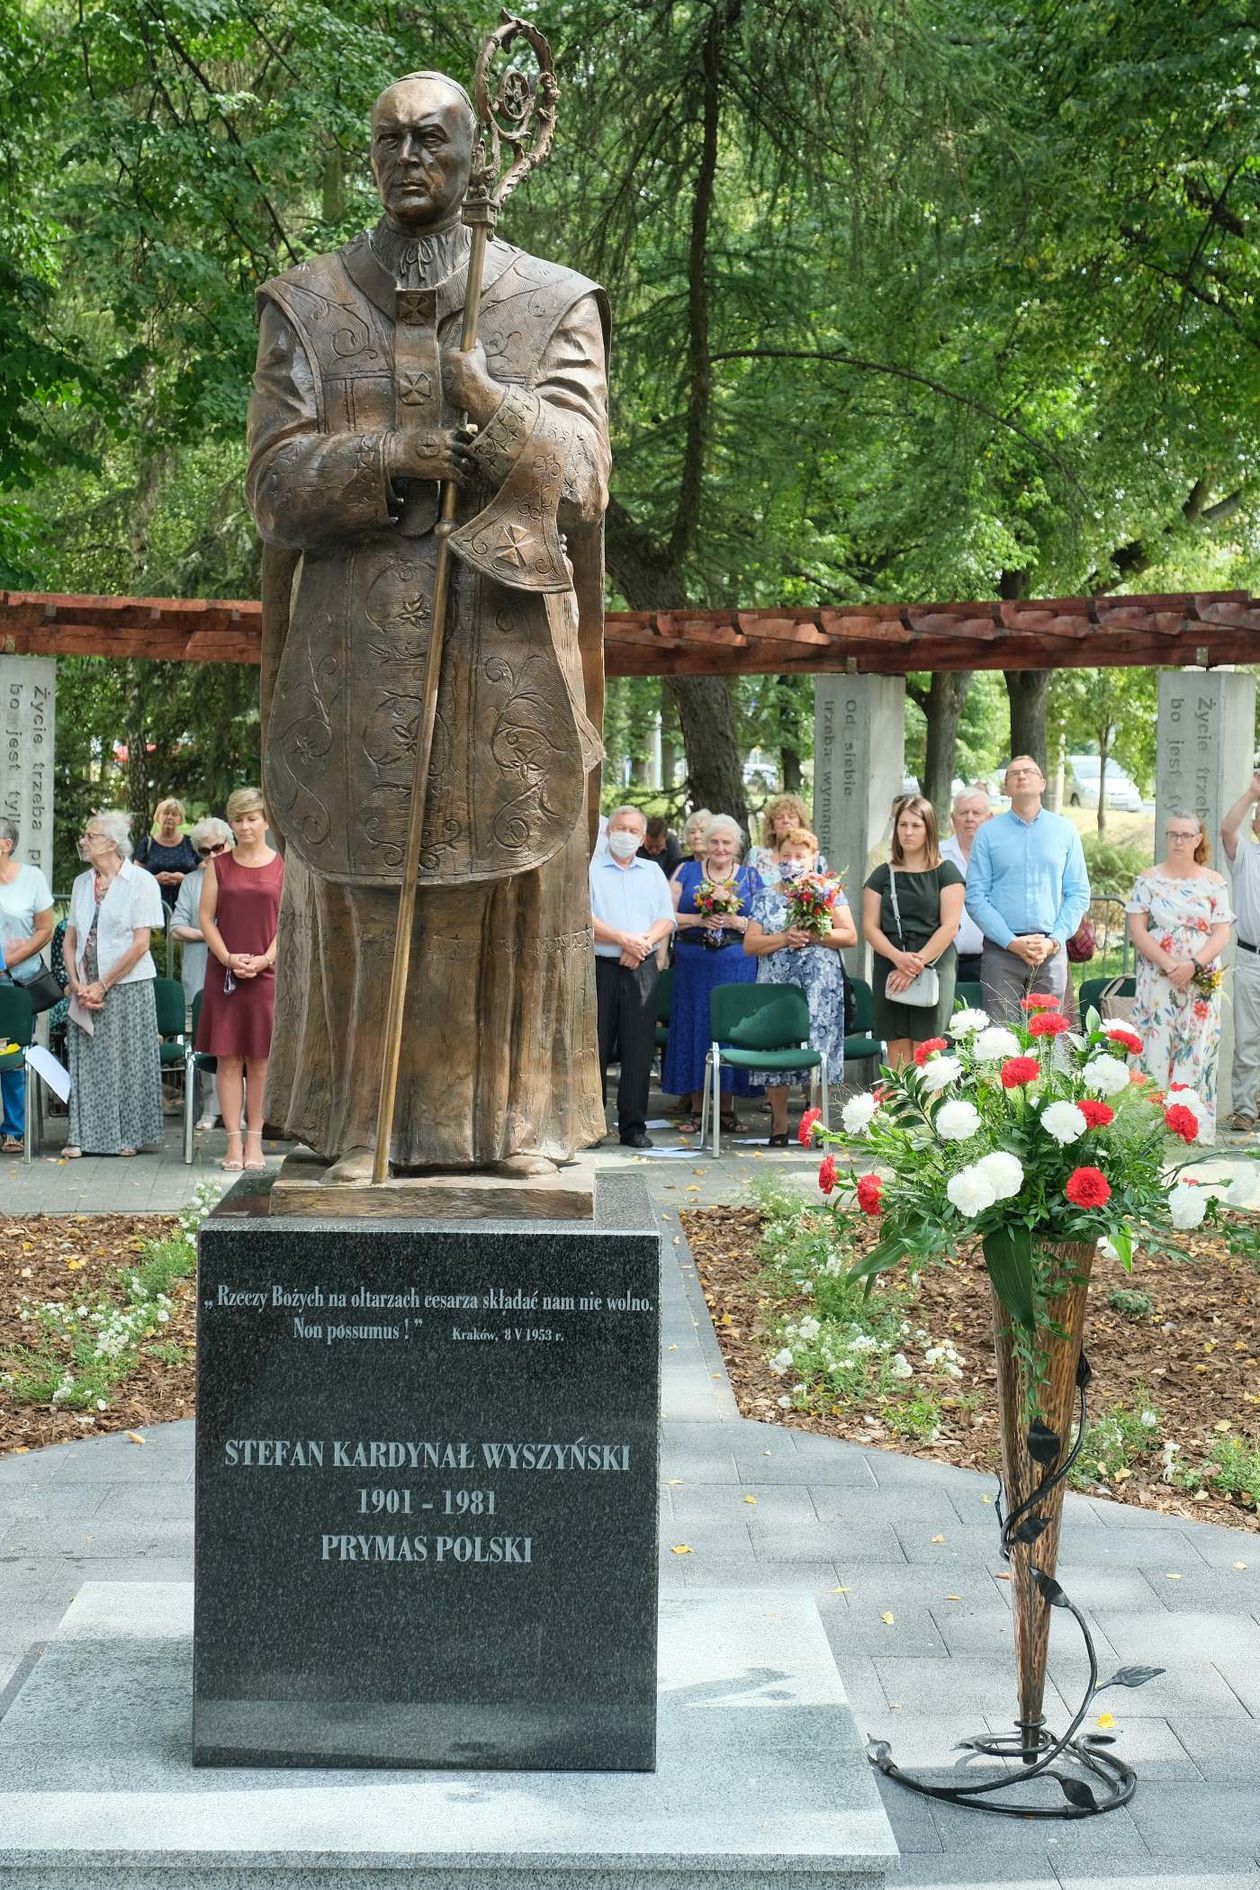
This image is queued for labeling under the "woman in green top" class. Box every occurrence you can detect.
[863,794,965,1066]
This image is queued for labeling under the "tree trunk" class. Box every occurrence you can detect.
[1096,725,1112,835]
[921,670,972,816]
[781,747,803,793]
[1004,669,1052,770]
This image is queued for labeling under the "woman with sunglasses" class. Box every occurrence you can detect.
[171,817,233,1131]
[195,789,283,1171]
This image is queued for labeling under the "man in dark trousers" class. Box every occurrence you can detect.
[589,806,676,1147]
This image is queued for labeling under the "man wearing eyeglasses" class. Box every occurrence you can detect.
[170,817,234,1130]
[965,755,1090,1023]
[1221,770,1260,1131]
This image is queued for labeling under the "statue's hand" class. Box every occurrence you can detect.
[442,341,501,426]
[387,426,478,485]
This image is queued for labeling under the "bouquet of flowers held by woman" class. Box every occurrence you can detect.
[785,871,843,940]
[801,993,1255,1339]
[693,877,742,948]
[1192,960,1224,996]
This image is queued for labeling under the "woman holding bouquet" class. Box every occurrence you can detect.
[863,794,964,1066]
[744,827,856,1144]
[664,815,763,1132]
[1127,814,1233,1138]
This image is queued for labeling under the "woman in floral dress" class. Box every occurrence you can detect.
[744,827,856,1144]
[1127,814,1234,1139]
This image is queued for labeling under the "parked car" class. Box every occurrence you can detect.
[1065,755,1142,813]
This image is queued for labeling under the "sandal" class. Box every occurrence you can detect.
[1228,1112,1256,1133]
[243,1129,268,1171]
[63,1146,82,1159]
[720,1112,742,1134]
[677,1116,704,1135]
[1,1136,21,1154]
[768,1132,790,1148]
[220,1129,244,1173]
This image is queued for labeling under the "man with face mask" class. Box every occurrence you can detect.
[248,70,610,1181]
[589,807,676,1147]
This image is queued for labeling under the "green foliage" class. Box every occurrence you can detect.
[1067,1400,1163,1490]
[1179,1435,1260,1508]
[1080,835,1150,900]
[1107,1286,1154,1319]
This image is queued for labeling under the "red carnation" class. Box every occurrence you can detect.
[1163,1103,1199,1144]
[1028,1011,1071,1039]
[1105,1025,1143,1057]
[1065,1166,1111,1209]
[856,1172,883,1215]
[914,1037,949,1066]
[798,1107,823,1147]
[818,1154,838,1195]
[1020,994,1062,1012]
[1000,1056,1041,1088]
[1078,1099,1114,1129]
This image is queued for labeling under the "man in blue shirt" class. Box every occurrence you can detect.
[589,807,677,1146]
[965,756,1090,1022]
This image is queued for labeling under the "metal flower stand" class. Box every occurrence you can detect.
[869,1240,1164,1817]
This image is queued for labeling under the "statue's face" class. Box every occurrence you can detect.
[371,80,474,229]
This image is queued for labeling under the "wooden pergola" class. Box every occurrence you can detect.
[1,588,1257,673]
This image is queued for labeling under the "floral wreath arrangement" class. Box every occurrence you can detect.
[785,870,843,940]
[693,877,742,948]
[799,992,1256,1818]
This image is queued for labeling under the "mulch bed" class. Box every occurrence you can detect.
[0,1215,194,1455]
[683,1204,1260,1531]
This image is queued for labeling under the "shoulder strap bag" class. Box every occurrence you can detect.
[888,866,940,1009]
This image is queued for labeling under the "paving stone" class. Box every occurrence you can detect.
[1090,1607,1260,1667]
[888,1862,1060,1889]
[1057,1867,1260,1890]
[1126,1779,1260,1855]
[681,1556,842,1592]
[751,1518,910,1564]
[1164,1715,1260,1780]
[869,1656,1072,1723]
[809,1484,968,1529]
[667,1482,819,1527]
[817,1594,949,1658]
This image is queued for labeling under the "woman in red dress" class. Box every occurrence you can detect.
[196,787,284,1171]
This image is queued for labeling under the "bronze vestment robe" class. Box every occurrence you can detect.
[247,223,607,1166]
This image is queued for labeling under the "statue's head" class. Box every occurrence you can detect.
[371,72,476,230]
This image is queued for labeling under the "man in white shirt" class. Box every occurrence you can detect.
[1220,770,1260,1130]
[588,806,676,1147]
[938,785,990,989]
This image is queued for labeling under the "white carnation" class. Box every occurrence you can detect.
[1166,1086,1206,1125]
[1168,1184,1207,1231]
[974,1150,1024,1199]
[950,1007,990,1035]
[1041,1100,1087,1145]
[974,1026,1021,1062]
[946,1166,998,1217]
[1082,1055,1130,1098]
[935,1098,981,1142]
[919,1054,963,1093]
[841,1092,880,1135]
[1097,1235,1119,1262]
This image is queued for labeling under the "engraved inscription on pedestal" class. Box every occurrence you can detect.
[0,656,57,883]
[193,1175,660,1772]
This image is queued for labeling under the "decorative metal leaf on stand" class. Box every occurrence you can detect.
[866,1740,893,1770]
[1076,1349,1093,1388]
[1059,1777,1099,1811]
[1027,1418,1061,1465]
[1098,1665,1165,1690]
[981,1225,1037,1329]
[1031,1568,1069,1608]
[1013,1516,1049,1545]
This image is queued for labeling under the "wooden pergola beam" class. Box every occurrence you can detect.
[2,588,1256,676]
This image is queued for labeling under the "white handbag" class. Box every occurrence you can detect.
[888,866,940,1009]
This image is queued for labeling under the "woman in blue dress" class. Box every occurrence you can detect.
[744,827,856,1144]
[663,815,763,1132]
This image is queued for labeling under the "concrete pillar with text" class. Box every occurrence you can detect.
[1156,668,1257,1119]
[813,674,906,980]
[0,657,57,885]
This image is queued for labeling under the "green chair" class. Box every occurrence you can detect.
[182,989,218,1164]
[0,984,39,1165]
[654,964,675,1074]
[955,980,985,1013]
[1079,973,1136,1020]
[842,977,885,1084]
[701,983,828,1157]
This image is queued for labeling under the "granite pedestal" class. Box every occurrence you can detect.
[194,1171,660,1771]
[0,1581,897,1889]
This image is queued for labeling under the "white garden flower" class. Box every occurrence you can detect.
[796,1315,821,1342]
[1041,1100,1087,1145]
[946,1165,998,1217]
[1166,1086,1206,1125]
[841,1091,880,1134]
[950,1007,990,1035]
[973,1026,1021,1062]
[770,1347,795,1373]
[1082,1055,1130,1098]
[920,1054,963,1093]
[975,1149,1024,1199]
[1168,1184,1207,1230]
[1097,1235,1119,1262]
[935,1098,981,1142]
[890,1353,914,1379]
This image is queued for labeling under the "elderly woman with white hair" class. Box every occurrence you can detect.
[171,815,234,1130]
[63,809,166,1157]
[662,813,764,1133]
